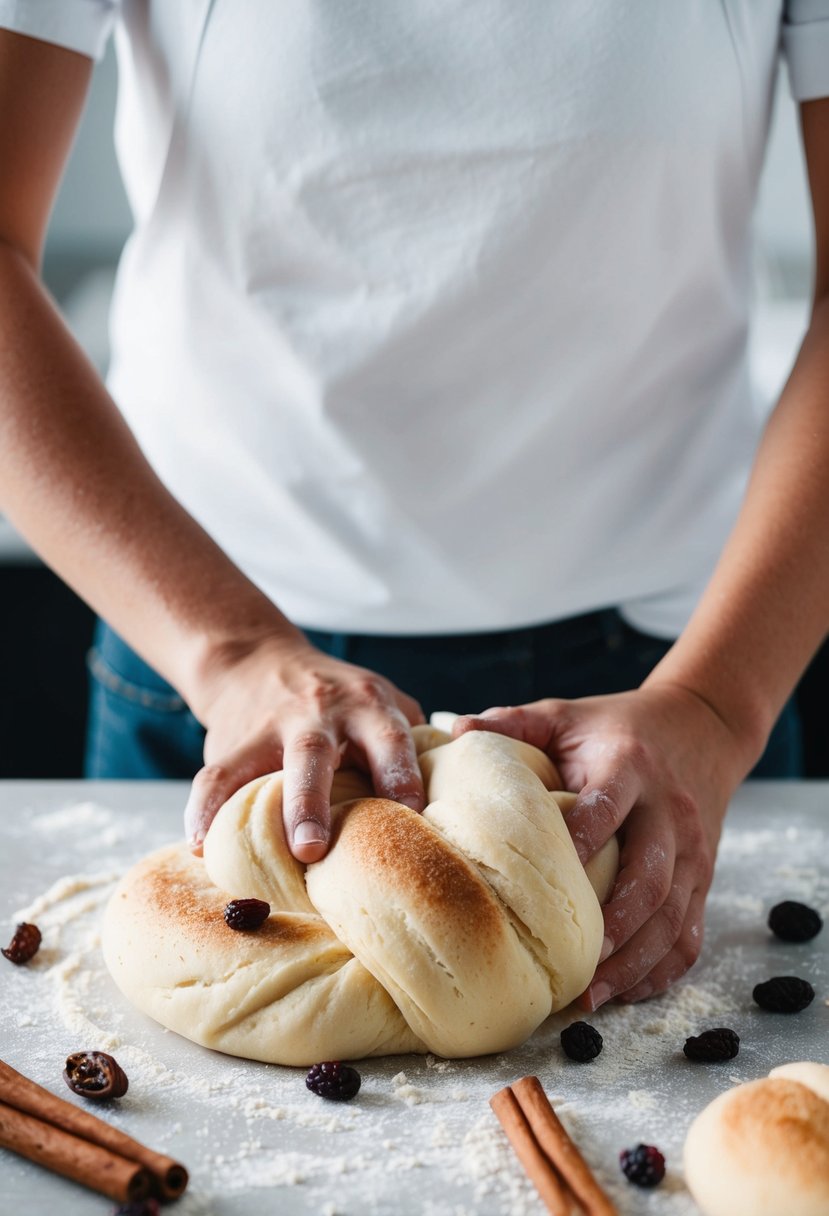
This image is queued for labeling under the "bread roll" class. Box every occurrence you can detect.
[684,1064,829,1216]
[102,727,617,1064]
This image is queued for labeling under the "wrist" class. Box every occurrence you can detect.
[180,603,312,724]
[643,660,771,779]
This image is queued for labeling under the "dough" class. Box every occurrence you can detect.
[684,1063,829,1216]
[102,726,617,1065]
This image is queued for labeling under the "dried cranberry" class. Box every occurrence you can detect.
[2,922,42,965]
[64,1051,129,1100]
[683,1028,740,1062]
[306,1061,361,1101]
[223,898,271,931]
[752,976,815,1013]
[560,1020,603,1062]
[620,1143,666,1188]
[768,901,823,943]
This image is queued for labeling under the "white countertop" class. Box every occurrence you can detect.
[1,780,827,1215]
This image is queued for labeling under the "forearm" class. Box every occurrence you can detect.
[0,241,305,715]
[646,295,829,769]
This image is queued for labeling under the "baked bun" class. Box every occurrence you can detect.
[102,726,617,1065]
[684,1063,829,1216]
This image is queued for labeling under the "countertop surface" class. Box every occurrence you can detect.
[1,780,827,1216]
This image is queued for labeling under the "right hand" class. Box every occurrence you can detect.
[183,635,426,862]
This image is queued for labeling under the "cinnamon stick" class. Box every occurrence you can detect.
[512,1076,617,1216]
[0,1058,188,1199]
[490,1086,576,1216]
[0,1100,151,1203]
[491,1077,619,1216]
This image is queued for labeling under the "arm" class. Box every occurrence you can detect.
[457,96,829,1009]
[645,96,829,765]
[0,30,425,856]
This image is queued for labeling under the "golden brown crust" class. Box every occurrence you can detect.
[722,1079,829,1177]
[338,799,504,934]
[127,848,329,950]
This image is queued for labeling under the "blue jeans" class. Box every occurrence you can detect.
[84,612,802,780]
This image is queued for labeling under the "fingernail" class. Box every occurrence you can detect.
[293,819,326,848]
[184,804,204,851]
[586,981,612,1011]
[599,935,614,963]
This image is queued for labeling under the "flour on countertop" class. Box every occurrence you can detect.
[2,797,827,1216]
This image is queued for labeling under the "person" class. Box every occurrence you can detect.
[0,3,827,1016]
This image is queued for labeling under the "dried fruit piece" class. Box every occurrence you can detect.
[223,898,271,931]
[560,1020,603,1062]
[752,976,815,1013]
[111,1203,160,1216]
[768,901,823,943]
[2,922,42,965]
[64,1051,129,1100]
[305,1061,361,1101]
[620,1143,666,1188]
[683,1028,740,1062]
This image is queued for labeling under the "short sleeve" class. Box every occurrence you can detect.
[783,0,829,100]
[0,0,119,61]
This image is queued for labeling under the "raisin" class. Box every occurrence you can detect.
[112,1203,160,1216]
[683,1028,740,1062]
[560,1020,603,1062]
[305,1061,361,1101]
[620,1143,665,1188]
[64,1051,129,1100]
[752,976,815,1013]
[223,898,271,931]
[2,922,42,965]
[768,901,823,943]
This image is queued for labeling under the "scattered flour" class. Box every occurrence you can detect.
[2,794,827,1215]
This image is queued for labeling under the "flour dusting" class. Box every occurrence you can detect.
[2,792,827,1215]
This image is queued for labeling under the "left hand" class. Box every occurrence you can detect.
[454,682,757,1010]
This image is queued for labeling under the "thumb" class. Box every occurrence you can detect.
[453,702,560,751]
[184,764,237,854]
[184,749,272,852]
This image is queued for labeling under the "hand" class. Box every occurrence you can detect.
[454,683,757,1009]
[183,635,425,862]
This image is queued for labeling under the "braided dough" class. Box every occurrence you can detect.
[102,726,617,1064]
[684,1063,829,1216]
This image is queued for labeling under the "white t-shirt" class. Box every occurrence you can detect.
[2,1,828,638]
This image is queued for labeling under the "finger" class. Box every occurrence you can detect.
[582,859,696,1011]
[396,690,427,728]
[452,702,559,751]
[565,760,643,864]
[597,809,677,959]
[615,891,706,1003]
[185,743,283,854]
[280,726,339,863]
[350,709,425,812]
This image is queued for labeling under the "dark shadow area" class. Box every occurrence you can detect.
[0,565,95,777]
[796,635,829,778]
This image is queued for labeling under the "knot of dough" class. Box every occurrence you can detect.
[102,728,617,1066]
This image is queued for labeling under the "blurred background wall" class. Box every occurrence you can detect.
[1,44,825,776]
